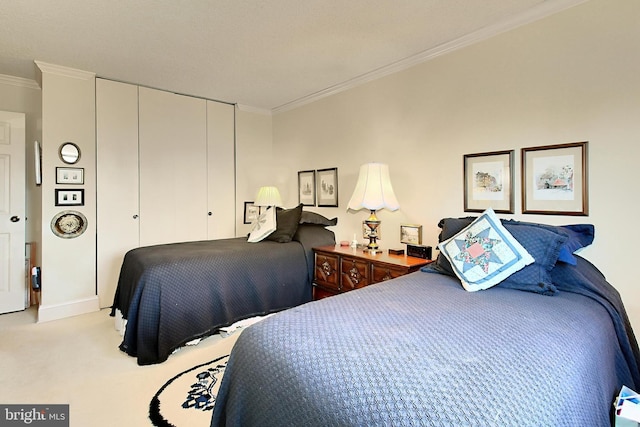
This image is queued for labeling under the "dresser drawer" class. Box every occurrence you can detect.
[371,264,408,283]
[314,253,340,291]
[341,257,370,290]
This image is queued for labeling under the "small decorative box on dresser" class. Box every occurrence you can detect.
[312,245,433,300]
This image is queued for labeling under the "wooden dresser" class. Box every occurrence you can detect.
[313,245,432,299]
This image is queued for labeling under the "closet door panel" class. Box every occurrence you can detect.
[206,101,235,239]
[139,87,208,246]
[96,79,140,308]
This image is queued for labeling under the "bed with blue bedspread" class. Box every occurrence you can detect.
[211,215,639,426]
[110,207,336,365]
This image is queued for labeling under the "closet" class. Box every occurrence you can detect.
[96,79,235,307]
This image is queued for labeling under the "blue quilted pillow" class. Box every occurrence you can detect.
[438,209,534,292]
[556,224,594,265]
[499,222,568,295]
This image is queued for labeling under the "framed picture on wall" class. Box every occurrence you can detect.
[298,170,316,206]
[363,221,381,240]
[464,150,514,214]
[243,201,260,224]
[521,141,588,216]
[55,189,84,206]
[316,167,338,207]
[56,167,84,185]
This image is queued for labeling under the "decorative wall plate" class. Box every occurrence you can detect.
[51,210,88,238]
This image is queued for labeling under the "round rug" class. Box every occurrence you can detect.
[149,354,229,427]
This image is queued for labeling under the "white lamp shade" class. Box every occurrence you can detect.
[347,163,399,212]
[255,186,283,207]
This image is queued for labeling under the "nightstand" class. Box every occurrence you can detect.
[312,245,432,300]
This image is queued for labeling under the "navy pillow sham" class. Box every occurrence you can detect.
[427,217,592,295]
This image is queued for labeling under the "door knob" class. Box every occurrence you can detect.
[10,216,20,222]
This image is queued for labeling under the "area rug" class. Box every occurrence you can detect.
[149,354,229,427]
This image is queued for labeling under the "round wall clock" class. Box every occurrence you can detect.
[51,210,88,238]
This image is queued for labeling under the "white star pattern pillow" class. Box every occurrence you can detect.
[247,207,276,243]
[438,208,534,292]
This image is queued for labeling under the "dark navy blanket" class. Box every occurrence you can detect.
[212,257,639,426]
[111,225,335,365]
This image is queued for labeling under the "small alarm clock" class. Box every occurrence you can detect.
[406,244,432,260]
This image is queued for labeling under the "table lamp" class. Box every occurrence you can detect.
[347,163,399,253]
[255,186,283,208]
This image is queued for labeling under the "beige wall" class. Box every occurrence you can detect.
[272,1,640,328]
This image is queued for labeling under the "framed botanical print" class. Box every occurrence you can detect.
[316,167,338,207]
[298,170,316,206]
[521,141,588,215]
[464,150,514,214]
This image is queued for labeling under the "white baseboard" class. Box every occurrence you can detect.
[37,296,100,323]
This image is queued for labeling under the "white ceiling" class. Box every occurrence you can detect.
[0,0,585,113]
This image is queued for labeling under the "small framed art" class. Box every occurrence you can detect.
[400,224,422,245]
[243,201,260,224]
[316,167,338,207]
[56,167,84,185]
[521,141,588,216]
[55,189,84,206]
[464,150,514,214]
[363,221,381,240]
[298,170,316,206]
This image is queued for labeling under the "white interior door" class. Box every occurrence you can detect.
[0,111,26,314]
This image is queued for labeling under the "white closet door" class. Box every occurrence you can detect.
[206,101,236,239]
[139,87,208,246]
[96,79,140,308]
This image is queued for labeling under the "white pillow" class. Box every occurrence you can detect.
[247,207,276,243]
[438,208,534,292]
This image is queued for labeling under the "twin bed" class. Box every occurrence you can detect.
[110,206,639,424]
[210,213,639,426]
[110,207,337,365]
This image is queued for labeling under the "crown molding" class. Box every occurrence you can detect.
[236,103,272,116]
[0,73,40,90]
[34,61,95,80]
[272,0,588,114]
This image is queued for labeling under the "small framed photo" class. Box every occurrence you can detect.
[316,167,338,207]
[244,201,260,224]
[400,224,422,245]
[521,141,588,216]
[363,221,381,240]
[56,167,84,185]
[298,170,316,206]
[55,189,84,206]
[464,150,514,214]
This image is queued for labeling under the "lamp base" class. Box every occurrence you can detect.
[364,210,381,252]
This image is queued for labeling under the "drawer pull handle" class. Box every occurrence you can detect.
[321,259,333,276]
[349,265,362,285]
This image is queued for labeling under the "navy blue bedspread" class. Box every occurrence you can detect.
[111,225,335,365]
[212,256,639,426]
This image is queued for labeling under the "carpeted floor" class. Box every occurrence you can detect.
[0,307,240,426]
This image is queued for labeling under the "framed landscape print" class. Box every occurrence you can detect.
[521,141,588,216]
[298,170,316,206]
[400,224,422,245]
[464,150,514,214]
[316,167,338,207]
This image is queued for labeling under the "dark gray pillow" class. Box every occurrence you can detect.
[299,211,338,227]
[267,204,303,243]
